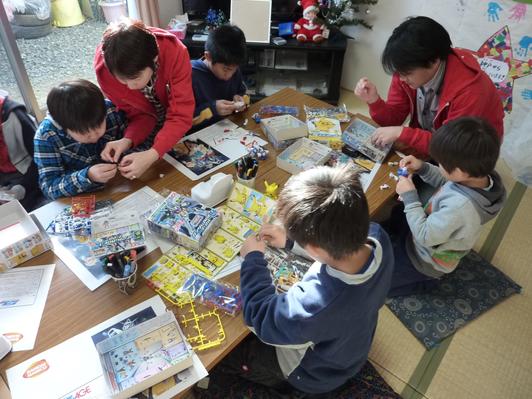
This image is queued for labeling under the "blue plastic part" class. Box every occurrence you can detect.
[397,167,409,177]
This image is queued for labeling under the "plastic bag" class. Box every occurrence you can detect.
[501,104,532,186]
[304,104,350,122]
[179,273,242,316]
[4,0,51,20]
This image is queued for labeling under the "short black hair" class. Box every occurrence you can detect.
[102,19,158,79]
[381,16,452,74]
[276,165,369,260]
[205,24,246,65]
[47,79,106,134]
[430,117,500,177]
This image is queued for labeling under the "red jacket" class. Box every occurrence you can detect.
[94,28,194,157]
[368,48,504,157]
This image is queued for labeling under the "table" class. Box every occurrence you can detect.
[0,88,399,397]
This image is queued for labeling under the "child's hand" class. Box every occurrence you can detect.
[216,100,236,116]
[396,175,416,196]
[233,95,247,113]
[371,126,402,148]
[240,234,266,257]
[354,77,379,104]
[101,138,132,163]
[399,155,423,173]
[260,223,287,248]
[88,163,117,183]
[118,149,159,180]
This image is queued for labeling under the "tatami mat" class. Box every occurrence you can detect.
[425,188,532,399]
[369,308,427,393]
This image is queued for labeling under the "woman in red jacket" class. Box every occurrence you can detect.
[94,19,194,179]
[354,17,504,158]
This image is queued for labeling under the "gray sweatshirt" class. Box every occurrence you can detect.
[401,162,506,278]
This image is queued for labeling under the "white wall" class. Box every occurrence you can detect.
[339,0,430,94]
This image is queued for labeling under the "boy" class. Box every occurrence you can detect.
[34,80,126,200]
[214,166,394,395]
[390,117,506,297]
[191,24,247,129]
[354,16,503,157]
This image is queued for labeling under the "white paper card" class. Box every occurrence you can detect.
[0,264,55,351]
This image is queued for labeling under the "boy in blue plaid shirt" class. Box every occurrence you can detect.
[34,80,126,200]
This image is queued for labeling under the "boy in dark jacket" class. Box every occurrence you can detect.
[212,166,394,395]
[191,24,247,129]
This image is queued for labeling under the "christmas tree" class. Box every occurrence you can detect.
[319,0,378,29]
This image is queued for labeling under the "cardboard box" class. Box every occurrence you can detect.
[260,115,308,149]
[147,192,222,250]
[276,138,332,175]
[0,201,52,271]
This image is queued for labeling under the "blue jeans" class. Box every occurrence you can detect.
[383,205,438,297]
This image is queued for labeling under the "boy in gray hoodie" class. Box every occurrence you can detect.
[389,116,506,297]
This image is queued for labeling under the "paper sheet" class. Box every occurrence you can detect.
[6,296,206,399]
[0,264,55,351]
[164,119,266,181]
[32,187,174,291]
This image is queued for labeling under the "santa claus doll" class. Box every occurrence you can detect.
[294,0,325,43]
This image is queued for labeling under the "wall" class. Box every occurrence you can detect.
[339,0,432,94]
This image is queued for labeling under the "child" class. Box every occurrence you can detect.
[191,24,247,129]
[212,166,394,396]
[389,117,506,297]
[34,80,126,200]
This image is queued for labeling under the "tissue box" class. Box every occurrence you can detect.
[0,201,52,271]
[260,115,308,149]
[147,192,222,250]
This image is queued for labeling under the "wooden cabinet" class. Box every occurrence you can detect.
[182,32,347,104]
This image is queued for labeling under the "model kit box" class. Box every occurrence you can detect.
[0,201,52,271]
[97,311,194,399]
[260,114,308,149]
[276,137,332,175]
[307,116,343,149]
[342,118,391,163]
[147,192,222,250]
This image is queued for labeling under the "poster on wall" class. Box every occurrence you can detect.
[420,0,532,185]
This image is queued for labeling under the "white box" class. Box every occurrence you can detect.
[260,115,308,149]
[0,201,51,271]
[276,138,332,175]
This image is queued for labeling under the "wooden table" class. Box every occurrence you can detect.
[0,88,398,396]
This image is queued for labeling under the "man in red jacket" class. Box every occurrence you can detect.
[354,16,504,157]
[94,19,194,179]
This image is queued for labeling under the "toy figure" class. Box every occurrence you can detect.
[264,180,279,200]
[294,0,325,43]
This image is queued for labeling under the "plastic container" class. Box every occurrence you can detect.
[51,0,85,27]
[99,0,127,24]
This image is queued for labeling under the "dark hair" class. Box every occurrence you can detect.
[101,19,159,79]
[276,165,369,260]
[205,24,246,65]
[381,16,452,74]
[47,79,106,134]
[430,117,500,177]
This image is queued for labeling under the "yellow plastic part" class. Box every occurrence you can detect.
[51,0,85,27]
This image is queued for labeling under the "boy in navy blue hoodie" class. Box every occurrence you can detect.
[211,166,394,396]
[190,24,247,129]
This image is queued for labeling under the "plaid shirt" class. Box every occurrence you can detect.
[34,100,126,200]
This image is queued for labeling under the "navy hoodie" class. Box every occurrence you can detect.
[190,59,246,130]
[240,223,394,394]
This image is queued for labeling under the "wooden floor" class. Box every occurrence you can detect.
[340,89,532,399]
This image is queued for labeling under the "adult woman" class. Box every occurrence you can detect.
[94,19,194,179]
